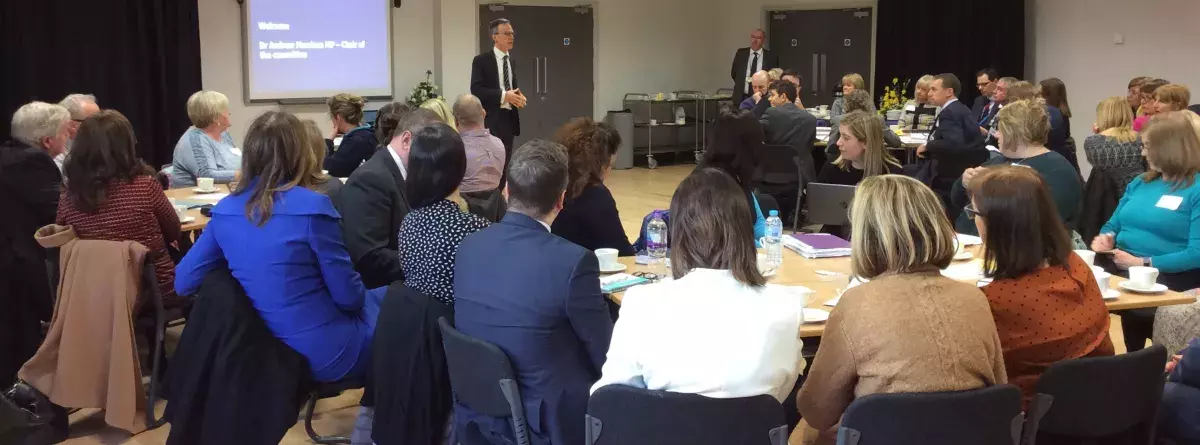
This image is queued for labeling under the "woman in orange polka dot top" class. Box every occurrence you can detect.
[966,165,1114,406]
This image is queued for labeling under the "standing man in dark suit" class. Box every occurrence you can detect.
[971,68,999,122]
[916,73,987,217]
[471,18,527,190]
[453,139,613,445]
[340,106,441,289]
[730,29,779,106]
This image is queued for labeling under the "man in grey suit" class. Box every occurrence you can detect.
[758,81,817,224]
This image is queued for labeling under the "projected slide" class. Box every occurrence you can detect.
[245,0,391,101]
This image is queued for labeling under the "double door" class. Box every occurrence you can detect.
[768,8,874,108]
[479,4,595,148]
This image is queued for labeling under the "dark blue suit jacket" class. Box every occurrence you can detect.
[1162,339,1200,443]
[452,212,613,445]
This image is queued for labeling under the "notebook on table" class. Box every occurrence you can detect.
[783,233,851,258]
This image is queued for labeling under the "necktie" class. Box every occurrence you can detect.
[502,55,511,91]
[747,51,759,94]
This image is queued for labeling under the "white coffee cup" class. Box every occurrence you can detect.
[1091,266,1111,293]
[649,119,658,126]
[1074,249,1096,266]
[594,248,619,271]
[1128,266,1160,290]
[197,177,215,191]
[173,205,188,219]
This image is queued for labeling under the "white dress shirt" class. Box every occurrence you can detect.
[591,268,806,402]
[744,49,764,94]
[386,144,408,180]
[494,46,513,110]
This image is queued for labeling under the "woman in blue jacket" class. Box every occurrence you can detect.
[176,110,385,382]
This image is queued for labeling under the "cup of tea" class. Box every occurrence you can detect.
[173,204,188,219]
[197,177,215,191]
[1074,249,1096,266]
[594,248,619,271]
[1128,266,1160,290]
[1091,265,1111,293]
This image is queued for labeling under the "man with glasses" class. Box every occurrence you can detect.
[970,68,998,123]
[56,93,99,172]
[471,18,526,190]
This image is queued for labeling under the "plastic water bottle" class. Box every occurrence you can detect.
[646,215,668,273]
[765,210,784,268]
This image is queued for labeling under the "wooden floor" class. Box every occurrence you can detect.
[62,164,1132,445]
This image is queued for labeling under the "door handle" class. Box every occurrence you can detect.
[542,57,549,94]
[534,57,540,94]
[811,53,819,94]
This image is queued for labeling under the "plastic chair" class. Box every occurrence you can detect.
[1022,345,1168,445]
[836,385,1023,445]
[585,384,788,445]
[438,317,530,445]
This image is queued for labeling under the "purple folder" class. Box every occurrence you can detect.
[789,233,850,250]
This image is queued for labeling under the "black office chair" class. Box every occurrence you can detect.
[836,385,1023,445]
[1022,345,1168,445]
[753,144,809,231]
[438,317,530,445]
[585,384,788,445]
[303,379,363,444]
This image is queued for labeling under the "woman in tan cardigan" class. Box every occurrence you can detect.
[797,175,1008,443]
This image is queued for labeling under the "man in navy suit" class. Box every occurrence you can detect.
[453,139,614,445]
[916,73,987,218]
[471,18,527,190]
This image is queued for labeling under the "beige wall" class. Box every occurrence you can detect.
[1029,0,1200,174]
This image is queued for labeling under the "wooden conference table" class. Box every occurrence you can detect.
[164,184,230,232]
[608,244,1196,338]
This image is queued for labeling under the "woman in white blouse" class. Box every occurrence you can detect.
[591,167,806,406]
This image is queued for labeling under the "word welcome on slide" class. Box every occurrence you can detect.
[244,0,391,101]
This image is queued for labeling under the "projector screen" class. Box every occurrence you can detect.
[243,0,392,102]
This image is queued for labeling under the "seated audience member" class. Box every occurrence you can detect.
[171,90,241,187]
[56,93,100,172]
[1092,111,1200,351]
[300,120,345,209]
[0,101,70,384]
[551,118,635,256]
[818,111,902,186]
[1085,97,1147,190]
[452,94,507,220]
[1161,339,1200,444]
[398,122,489,305]
[419,98,457,130]
[1039,77,1078,171]
[917,73,987,215]
[1132,78,1170,132]
[967,166,1114,406]
[57,110,183,306]
[1127,76,1152,115]
[175,110,386,383]
[972,68,1000,122]
[798,174,1006,445]
[900,74,938,132]
[740,70,771,115]
[453,139,614,445]
[592,167,805,407]
[781,70,805,109]
[980,77,1018,144]
[827,90,902,160]
[341,108,443,288]
[1139,84,1192,134]
[705,105,767,240]
[760,81,818,178]
[323,93,378,178]
[952,99,1081,236]
[373,102,409,148]
[830,72,865,119]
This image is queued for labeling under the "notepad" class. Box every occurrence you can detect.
[600,273,650,294]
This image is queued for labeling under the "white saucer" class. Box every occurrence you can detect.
[599,263,627,274]
[193,187,219,194]
[954,251,974,261]
[1101,289,1121,300]
[179,216,196,224]
[803,308,830,324]
[1119,281,1169,293]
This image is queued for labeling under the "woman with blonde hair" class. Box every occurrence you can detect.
[171,90,241,187]
[300,120,344,206]
[419,98,458,130]
[820,111,902,185]
[900,74,938,131]
[826,91,902,159]
[322,93,378,178]
[798,174,1006,444]
[830,72,866,119]
[1086,97,1146,190]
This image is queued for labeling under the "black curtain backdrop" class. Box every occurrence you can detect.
[874,0,1024,107]
[0,0,202,167]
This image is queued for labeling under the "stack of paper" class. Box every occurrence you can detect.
[783,233,851,258]
[600,273,650,294]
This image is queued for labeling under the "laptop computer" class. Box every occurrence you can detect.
[805,182,857,226]
[363,109,379,128]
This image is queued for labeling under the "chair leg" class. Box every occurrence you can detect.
[144,265,167,429]
[304,392,351,444]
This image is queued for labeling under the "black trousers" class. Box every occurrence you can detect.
[490,109,517,190]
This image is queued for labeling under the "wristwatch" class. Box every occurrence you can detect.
[1143,257,1153,267]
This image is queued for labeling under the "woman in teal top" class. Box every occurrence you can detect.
[1092,111,1200,351]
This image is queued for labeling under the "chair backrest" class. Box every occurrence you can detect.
[754,144,802,185]
[437,317,530,445]
[837,385,1023,445]
[1024,345,1167,444]
[585,384,788,445]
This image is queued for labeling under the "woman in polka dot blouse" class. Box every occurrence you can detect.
[397,123,490,305]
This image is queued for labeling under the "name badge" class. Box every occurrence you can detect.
[230,147,243,156]
[1157,195,1183,211]
[904,104,916,112]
